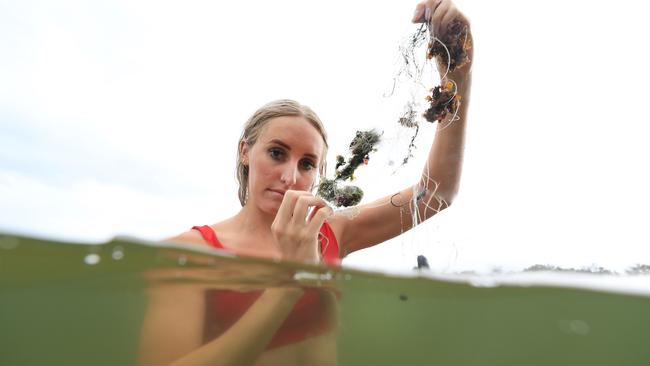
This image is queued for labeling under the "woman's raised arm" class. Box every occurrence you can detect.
[331,0,473,256]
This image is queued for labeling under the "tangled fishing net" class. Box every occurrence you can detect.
[317,16,470,210]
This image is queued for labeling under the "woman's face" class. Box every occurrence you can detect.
[243,116,325,214]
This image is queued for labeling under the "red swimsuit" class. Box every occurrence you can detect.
[192,223,340,349]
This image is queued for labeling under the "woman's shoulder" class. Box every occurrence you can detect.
[164,219,234,247]
[163,227,210,246]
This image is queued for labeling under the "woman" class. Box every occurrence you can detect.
[139,1,472,365]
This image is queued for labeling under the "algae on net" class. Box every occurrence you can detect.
[317,129,381,207]
[395,18,472,165]
[318,17,470,207]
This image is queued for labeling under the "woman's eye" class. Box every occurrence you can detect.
[269,148,283,160]
[300,159,316,170]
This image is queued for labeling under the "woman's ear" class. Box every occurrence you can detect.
[240,140,249,166]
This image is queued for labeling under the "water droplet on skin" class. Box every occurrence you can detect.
[111,246,124,260]
[0,236,19,250]
[84,254,101,265]
[178,256,187,266]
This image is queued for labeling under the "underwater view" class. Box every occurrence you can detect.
[2,232,649,366]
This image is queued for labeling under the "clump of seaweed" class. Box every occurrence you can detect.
[317,129,382,207]
[427,18,472,74]
[390,17,471,166]
[335,130,382,181]
[423,17,471,123]
[318,179,364,207]
[423,80,460,123]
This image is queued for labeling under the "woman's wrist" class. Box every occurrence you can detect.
[264,287,304,304]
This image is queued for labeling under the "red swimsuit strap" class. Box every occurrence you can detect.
[191,225,224,249]
[191,223,340,264]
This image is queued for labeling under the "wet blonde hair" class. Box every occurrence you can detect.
[236,99,329,206]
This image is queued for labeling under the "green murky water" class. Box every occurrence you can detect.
[1,232,649,365]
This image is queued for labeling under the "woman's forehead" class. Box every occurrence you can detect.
[259,116,324,155]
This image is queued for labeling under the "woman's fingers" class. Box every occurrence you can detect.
[307,205,333,235]
[412,0,443,24]
[270,190,331,263]
[412,0,466,43]
[292,194,328,226]
[441,3,459,32]
[274,190,306,227]
[431,0,451,37]
[412,2,426,23]
[274,190,328,230]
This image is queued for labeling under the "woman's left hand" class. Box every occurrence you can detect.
[412,0,473,79]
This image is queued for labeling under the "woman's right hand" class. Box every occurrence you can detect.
[271,190,333,263]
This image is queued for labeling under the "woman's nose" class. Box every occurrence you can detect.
[280,164,298,186]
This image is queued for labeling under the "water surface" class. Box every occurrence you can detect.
[1,233,649,365]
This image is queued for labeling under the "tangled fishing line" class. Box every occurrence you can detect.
[317,17,471,215]
[392,18,472,166]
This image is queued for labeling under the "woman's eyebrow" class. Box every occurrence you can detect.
[269,139,318,160]
[269,139,291,150]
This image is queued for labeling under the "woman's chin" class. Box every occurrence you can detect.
[258,201,281,216]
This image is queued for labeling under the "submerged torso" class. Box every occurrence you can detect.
[192,224,341,365]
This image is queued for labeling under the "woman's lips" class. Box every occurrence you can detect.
[268,189,285,199]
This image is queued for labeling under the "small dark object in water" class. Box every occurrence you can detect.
[399,294,408,301]
[417,255,430,270]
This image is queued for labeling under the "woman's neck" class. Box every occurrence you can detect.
[231,202,275,239]
[212,204,280,258]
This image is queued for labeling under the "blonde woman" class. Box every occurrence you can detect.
[139,1,472,365]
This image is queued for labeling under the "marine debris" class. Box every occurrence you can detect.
[427,18,472,74]
[394,17,472,165]
[317,129,381,207]
[423,17,471,123]
[318,17,470,206]
[423,80,460,123]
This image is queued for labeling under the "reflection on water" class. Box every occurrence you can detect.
[2,233,650,366]
[139,251,339,366]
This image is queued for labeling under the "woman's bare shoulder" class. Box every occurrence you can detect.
[163,228,208,246]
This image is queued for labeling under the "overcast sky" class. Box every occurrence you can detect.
[1,0,649,273]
